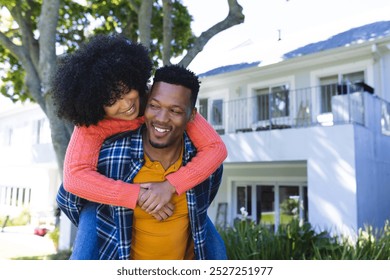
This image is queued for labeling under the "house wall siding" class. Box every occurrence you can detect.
[220,124,358,236]
[354,96,390,230]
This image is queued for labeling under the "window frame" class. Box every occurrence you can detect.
[233,182,308,231]
[255,84,290,121]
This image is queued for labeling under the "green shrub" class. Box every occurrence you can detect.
[219,218,390,260]
[335,221,390,260]
[48,227,60,249]
[12,250,72,260]
[0,209,31,227]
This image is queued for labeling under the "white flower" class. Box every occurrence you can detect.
[240,207,248,220]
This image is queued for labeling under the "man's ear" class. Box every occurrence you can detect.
[189,107,197,122]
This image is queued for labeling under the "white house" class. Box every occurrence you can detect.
[1,21,390,250]
[0,101,60,227]
[201,21,390,238]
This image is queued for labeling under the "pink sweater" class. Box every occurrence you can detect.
[63,113,227,209]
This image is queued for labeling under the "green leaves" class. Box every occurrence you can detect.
[219,219,390,260]
[0,0,194,103]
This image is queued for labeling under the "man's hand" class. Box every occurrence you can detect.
[138,181,176,214]
[150,202,174,221]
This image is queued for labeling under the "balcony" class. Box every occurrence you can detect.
[202,83,390,136]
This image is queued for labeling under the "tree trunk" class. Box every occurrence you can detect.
[37,0,70,177]
[138,0,153,47]
[45,94,73,176]
[162,0,173,65]
[38,0,60,92]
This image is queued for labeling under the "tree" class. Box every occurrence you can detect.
[0,0,245,176]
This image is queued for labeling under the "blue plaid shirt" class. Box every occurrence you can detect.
[57,126,223,260]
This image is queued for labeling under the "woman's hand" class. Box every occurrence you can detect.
[138,181,176,214]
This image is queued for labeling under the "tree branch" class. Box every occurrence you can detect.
[0,31,24,59]
[179,0,245,68]
[4,3,45,107]
[128,0,140,14]
[38,0,60,94]
[25,0,40,68]
[10,3,39,69]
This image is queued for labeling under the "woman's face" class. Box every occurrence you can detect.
[104,89,140,120]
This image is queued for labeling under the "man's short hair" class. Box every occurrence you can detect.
[153,65,200,109]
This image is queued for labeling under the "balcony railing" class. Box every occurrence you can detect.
[203,84,390,136]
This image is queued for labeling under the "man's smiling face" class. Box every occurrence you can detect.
[144,81,195,149]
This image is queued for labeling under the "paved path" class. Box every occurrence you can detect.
[0,226,57,259]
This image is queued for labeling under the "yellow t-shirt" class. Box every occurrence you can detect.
[131,152,194,260]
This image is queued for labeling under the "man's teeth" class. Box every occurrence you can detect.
[154,126,169,133]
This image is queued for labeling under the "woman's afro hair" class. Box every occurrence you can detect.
[51,34,152,126]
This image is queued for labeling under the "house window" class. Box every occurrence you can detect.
[279,186,300,225]
[211,99,223,126]
[320,71,365,113]
[271,86,290,118]
[381,101,390,136]
[8,124,29,146]
[36,118,51,144]
[2,127,12,146]
[320,76,338,113]
[234,183,308,230]
[255,85,290,121]
[199,98,208,120]
[256,185,275,224]
[199,98,224,134]
[236,186,252,216]
[255,88,269,121]
[342,71,365,85]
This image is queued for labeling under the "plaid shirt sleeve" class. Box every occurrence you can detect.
[208,165,223,203]
[56,183,87,227]
[182,133,224,259]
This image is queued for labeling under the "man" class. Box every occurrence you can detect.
[57,65,225,260]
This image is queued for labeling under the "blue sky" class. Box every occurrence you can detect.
[182,0,390,73]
